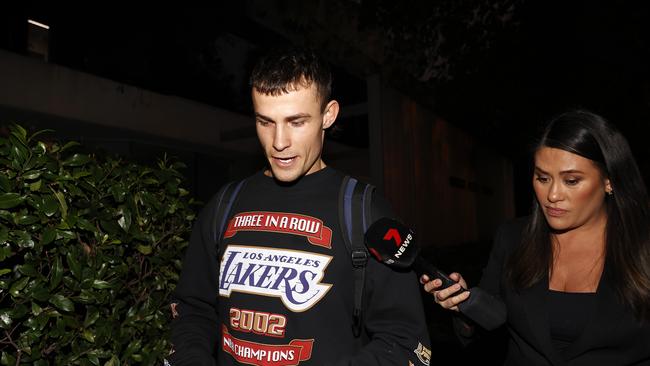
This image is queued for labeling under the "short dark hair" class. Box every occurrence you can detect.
[507,109,650,321]
[249,46,332,109]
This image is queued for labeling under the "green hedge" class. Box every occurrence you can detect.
[0,125,196,365]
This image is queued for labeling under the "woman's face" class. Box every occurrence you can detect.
[533,147,612,232]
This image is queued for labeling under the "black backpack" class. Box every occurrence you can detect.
[212,175,374,337]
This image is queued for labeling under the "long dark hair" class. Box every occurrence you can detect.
[506,109,650,321]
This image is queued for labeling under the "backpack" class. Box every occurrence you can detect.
[212,175,374,337]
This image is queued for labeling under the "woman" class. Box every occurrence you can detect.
[422,110,650,365]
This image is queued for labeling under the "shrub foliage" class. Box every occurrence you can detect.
[0,125,195,365]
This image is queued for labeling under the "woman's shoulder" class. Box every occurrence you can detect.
[498,216,528,235]
[493,216,529,252]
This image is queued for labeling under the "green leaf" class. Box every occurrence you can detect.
[0,310,12,329]
[42,195,59,217]
[109,184,127,203]
[32,301,43,316]
[29,179,42,191]
[15,214,39,225]
[89,355,100,366]
[63,181,84,197]
[9,136,29,165]
[66,251,82,280]
[18,264,38,277]
[52,190,68,219]
[50,256,63,289]
[35,140,47,155]
[124,339,142,359]
[56,229,75,242]
[142,178,159,185]
[10,303,29,320]
[10,124,28,142]
[49,294,75,312]
[84,308,100,327]
[0,268,10,276]
[117,207,132,232]
[92,280,112,289]
[136,245,152,255]
[27,128,54,143]
[73,170,92,179]
[33,359,49,366]
[62,153,92,167]
[0,193,24,209]
[171,161,187,170]
[1,351,17,365]
[0,227,7,243]
[104,355,120,366]
[76,217,96,232]
[41,227,56,245]
[82,329,96,343]
[0,174,10,192]
[22,170,42,180]
[165,180,178,195]
[9,276,29,297]
[63,214,78,228]
[0,246,10,261]
[78,289,96,304]
[14,230,35,248]
[59,140,80,152]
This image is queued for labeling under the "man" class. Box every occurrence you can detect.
[168,47,431,366]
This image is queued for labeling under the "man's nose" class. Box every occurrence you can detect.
[272,124,290,151]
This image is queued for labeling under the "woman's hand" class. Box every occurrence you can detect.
[420,272,470,311]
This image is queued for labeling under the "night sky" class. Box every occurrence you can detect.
[440,1,650,154]
[3,1,650,208]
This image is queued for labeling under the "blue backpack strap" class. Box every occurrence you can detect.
[339,175,375,337]
[213,179,247,251]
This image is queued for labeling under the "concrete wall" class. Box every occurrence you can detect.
[0,49,253,152]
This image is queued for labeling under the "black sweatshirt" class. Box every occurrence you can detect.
[169,167,431,366]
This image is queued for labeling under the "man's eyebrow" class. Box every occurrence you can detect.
[255,113,274,122]
[286,113,311,122]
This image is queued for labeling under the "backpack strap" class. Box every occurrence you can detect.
[212,179,247,249]
[339,175,375,337]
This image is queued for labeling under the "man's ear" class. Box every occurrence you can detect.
[322,100,339,129]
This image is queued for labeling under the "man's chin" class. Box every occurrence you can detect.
[269,167,300,183]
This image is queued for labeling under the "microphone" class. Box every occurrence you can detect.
[364,217,506,331]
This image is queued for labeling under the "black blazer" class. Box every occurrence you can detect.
[477,218,650,366]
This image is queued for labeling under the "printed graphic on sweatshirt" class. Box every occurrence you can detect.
[413,342,431,366]
[219,245,332,312]
[229,307,287,338]
[224,212,333,248]
[222,325,313,366]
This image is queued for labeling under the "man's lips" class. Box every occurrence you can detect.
[273,156,297,165]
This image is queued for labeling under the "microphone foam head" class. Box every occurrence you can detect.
[364,217,420,269]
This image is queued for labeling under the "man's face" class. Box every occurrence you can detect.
[252,83,338,182]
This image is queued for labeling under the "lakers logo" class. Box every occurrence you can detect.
[220,245,332,312]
